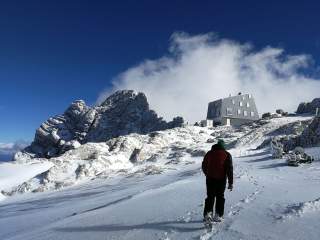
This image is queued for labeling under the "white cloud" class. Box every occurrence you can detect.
[0,140,29,155]
[98,32,320,123]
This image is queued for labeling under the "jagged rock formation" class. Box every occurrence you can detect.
[17,90,184,159]
[26,100,96,158]
[85,90,183,142]
[296,98,320,114]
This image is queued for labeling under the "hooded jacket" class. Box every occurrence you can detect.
[202,143,233,185]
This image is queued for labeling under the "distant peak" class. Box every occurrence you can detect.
[100,90,145,107]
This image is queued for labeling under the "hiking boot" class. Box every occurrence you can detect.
[213,214,224,222]
[203,212,213,222]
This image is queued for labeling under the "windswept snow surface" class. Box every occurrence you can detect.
[1,116,320,240]
[0,162,53,201]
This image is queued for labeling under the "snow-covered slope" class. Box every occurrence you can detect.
[1,148,320,240]
[8,116,313,196]
[0,162,53,200]
[1,116,320,240]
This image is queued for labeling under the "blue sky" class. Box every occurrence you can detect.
[1,0,320,143]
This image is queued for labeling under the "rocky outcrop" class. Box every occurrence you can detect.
[261,112,272,119]
[85,90,183,142]
[16,90,184,159]
[296,98,320,114]
[298,117,320,147]
[281,117,320,151]
[27,100,95,158]
[276,109,288,116]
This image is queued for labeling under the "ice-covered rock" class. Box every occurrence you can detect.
[296,98,320,114]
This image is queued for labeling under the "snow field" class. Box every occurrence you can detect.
[0,116,320,239]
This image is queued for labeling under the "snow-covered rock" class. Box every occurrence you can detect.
[270,138,284,158]
[85,90,184,142]
[276,109,288,116]
[262,112,272,119]
[6,126,214,195]
[16,90,184,160]
[270,136,315,166]
[281,117,320,151]
[234,117,304,150]
[298,117,320,147]
[285,147,314,166]
[25,100,95,158]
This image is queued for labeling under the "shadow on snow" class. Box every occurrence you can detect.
[55,220,204,233]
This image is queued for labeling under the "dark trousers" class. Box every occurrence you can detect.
[203,178,226,217]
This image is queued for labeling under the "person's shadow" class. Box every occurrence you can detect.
[55,220,204,233]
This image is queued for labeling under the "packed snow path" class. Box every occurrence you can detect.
[1,147,320,240]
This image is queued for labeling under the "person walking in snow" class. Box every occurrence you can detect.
[202,139,233,222]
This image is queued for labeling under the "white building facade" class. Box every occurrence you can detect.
[207,93,259,126]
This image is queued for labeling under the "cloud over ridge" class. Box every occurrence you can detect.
[99,32,320,123]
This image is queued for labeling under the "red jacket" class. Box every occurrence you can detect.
[202,145,233,185]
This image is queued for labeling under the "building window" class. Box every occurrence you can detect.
[242,96,245,100]
[226,108,233,115]
[232,99,235,104]
[248,94,252,99]
[239,101,243,107]
[237,109,241,115]
[244,110,248,116]
[246,102,250,107]
[251,111,255,117]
